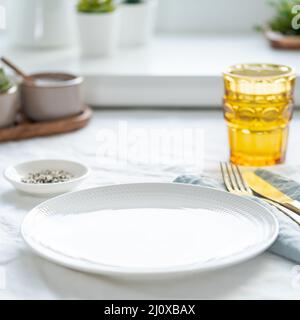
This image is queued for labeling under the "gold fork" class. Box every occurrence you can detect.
[220,162,300,226]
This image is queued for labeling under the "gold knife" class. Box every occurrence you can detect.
[243,171,300,215]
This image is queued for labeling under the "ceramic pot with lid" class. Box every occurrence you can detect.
[21,73,84,122]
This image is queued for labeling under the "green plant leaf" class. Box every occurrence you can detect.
[265,0,300,35]
[0,68,12,93]
[77,0,116,13]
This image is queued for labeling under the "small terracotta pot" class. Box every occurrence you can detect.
[0,85,19,128]
[265,30,300,49]
[21,73,83,122]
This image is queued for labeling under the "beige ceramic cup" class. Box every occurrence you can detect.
[0,85,19,128]
[21,73,83,121]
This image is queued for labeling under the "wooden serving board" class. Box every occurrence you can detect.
[265,30,300,49]
[0,107,92,142]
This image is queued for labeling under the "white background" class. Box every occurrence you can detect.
[1,0,272,34]
[156,0,272,33]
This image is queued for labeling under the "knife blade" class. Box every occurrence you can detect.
[243,171,300,215]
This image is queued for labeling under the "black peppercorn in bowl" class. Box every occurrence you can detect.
[3,159,90,196]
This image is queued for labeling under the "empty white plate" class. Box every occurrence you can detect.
[21,183,278,276]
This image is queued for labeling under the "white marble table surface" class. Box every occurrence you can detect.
[1,109,300,300]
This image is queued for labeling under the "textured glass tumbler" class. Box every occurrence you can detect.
[223,64,296,166]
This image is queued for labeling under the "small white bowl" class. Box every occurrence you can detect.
[4,159,90,196]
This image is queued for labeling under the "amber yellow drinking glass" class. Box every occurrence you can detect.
[223,63,296,166]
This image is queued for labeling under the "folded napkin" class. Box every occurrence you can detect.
[174,173,300,264]
[255,169,300,201]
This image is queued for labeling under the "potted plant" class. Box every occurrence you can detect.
[0,69,19,128]
[120,0,158,47]
[263,0,300,49]
[76,0,120,56]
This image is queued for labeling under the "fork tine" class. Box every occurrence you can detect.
[235,165,253,195]
[220,162,233,192]
[220,162,253,195]
[230,163,247,192]
[225,162,239,190]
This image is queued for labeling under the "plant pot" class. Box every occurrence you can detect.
[21,73,83,122]
[7,0,76,48]
[120,0,158,47]
[0,85,19,128]
[77,11,120,57]
[265,30,300,49]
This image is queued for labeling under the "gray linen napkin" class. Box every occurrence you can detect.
[255,169,300,201]
[174,173,300,264]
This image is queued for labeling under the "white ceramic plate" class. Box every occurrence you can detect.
[22,183,278,276]
[4,159,90,196]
